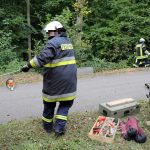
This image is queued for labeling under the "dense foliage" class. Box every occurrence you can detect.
[86,0,150,62]
[0,0,150,73]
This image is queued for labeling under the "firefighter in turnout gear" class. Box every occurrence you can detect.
[133,38,150,67]
[21,21,77,136]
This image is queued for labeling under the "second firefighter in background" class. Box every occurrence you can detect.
[133,38,150,67]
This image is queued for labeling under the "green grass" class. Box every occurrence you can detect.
[0,100,150,150]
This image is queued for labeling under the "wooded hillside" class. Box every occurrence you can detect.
[0,0,150,73]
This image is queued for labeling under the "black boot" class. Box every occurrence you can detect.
[55,129,66,137]
[54,120,66,136]
[43,123,53,133]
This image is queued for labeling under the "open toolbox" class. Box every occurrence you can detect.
[88,116,119,143]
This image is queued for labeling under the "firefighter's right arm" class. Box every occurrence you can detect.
[21,42,55,72]
[142,46,150,56]
[145,50,150,56]
[29,42,56,68]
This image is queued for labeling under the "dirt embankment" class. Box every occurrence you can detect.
[0,72,42,87]
[0,67,150,87]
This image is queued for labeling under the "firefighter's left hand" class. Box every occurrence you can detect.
[20,64,30,72]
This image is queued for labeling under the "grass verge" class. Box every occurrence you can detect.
[0,100,150,150]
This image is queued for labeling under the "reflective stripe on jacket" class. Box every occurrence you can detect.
[29,33,77,102]
[135,43,147,59]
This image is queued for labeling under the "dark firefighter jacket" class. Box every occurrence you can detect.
[29,33,77,102]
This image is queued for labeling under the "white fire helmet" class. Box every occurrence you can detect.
[139,38,145,43]
[43,21,63,32]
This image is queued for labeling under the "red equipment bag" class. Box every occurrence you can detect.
[126,117,138,138]
[119,121,131,141]
[120,117,147,143]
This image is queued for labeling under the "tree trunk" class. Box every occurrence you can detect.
[76,13,83,46]
[27,0,31,60]
[75,0,84,47]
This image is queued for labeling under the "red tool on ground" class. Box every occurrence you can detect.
[93,116,106,134]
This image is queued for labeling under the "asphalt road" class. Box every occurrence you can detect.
[0,70,150,124]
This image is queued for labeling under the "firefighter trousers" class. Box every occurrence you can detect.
[42,100,74,132]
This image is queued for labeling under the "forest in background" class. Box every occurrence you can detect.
[0,0,150,73]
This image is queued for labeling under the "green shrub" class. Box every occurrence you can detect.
[79,57,129,72]
[0,30,23,74]
[0,59,24,74]
[0,31,17,63]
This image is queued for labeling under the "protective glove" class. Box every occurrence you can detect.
[20,63,31,72]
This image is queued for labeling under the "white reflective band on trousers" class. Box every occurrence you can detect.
[55,115,67,121]
[42,116,53,123]
[42,92,76,102]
